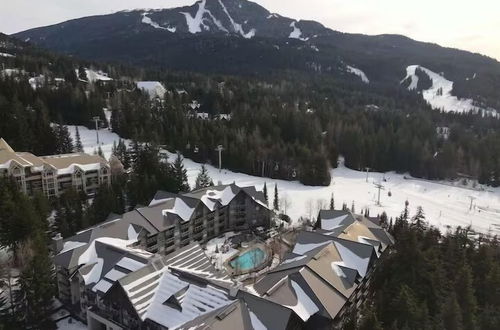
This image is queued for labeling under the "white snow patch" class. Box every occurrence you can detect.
[286,280,319,321]
[67,125,500,236]
[346,65,369,84]
[289,21,308,41]
[293,242,329,255]
[142,12,176,32]
[56,317,87,330]
[75,68,112,83]
[0,52,15,58]
[331,261,347,277]
[282,255,307,265]
[78,241,104,285]
[163,198,196,222]
[217,0,256,38]
[137,81,167,99]
[116,257,147,272]
[60,241,87,254]
[334,241,370,277]
[321,214,349,230]
[128,224,140,241]
[181,0,209,34]
[401,65,496,115]
[205,231,239,269]
[267,13,280,19]
[249,310,267,330]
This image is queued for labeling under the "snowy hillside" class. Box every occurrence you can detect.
[402,65,497,115]
[68,125,500,236]
[346,65,369,84]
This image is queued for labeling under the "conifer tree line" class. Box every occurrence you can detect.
[2,41,500,186]
[0,178,56,329]
[344,204,500,330]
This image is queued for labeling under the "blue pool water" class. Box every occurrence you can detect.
[230,248,266,271]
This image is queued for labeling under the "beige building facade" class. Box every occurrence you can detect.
[0,138,110,197]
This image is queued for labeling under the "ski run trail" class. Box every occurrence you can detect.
[68,125,500,236]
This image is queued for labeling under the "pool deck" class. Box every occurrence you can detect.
[225,242,272,276]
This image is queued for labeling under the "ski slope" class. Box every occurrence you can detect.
[69,125,500,235]
[401,65,498,116]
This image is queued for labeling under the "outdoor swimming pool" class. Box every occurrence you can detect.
[230,248,267,272]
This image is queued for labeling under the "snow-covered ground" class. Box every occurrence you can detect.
[69,125,500,235]
[205,231,240,270]
[142,12,176,32]
[346,65,369,84]
[402,65,497,116]
[56,317,86,330]
[289,21,308,41]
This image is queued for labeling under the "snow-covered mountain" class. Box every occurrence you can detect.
[13,0,500,111]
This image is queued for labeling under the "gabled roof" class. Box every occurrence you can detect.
[0,138,108,173]
[317,209,357,234]
[185,183,268,211]
[110,243,234,329]
[179,290,297,330]
[138,195,203,230]
[0,138,14,153]
[252,218,392,323]
[54,210,157,270]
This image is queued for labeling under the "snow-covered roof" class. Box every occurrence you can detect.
[0,139,108,173]
[184,183,268,212]
[110,243,234,329]
[137,81,167,99]
[252,213,392,322]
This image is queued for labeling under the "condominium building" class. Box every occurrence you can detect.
[52,183,271,321]
[250,210,394,329]
[53,190,391,329]
[0,138,110,197]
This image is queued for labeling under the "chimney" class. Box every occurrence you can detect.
[52,233,64,253]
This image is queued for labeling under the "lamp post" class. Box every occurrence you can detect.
[215,145,224,172]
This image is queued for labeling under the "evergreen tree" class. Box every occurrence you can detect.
[195,164,214,189]
[17,235,56,330]
[54,123,74,154]
[54,188,86,238]
[97,145,104,158]
[0,178,38,253]
[172,153,190,193]
[411,206,427,232]
[273,183,279,211]
[351,201,356,214]
[330,193,335,210]
[455,265,477,330]
[74,126,84,152]
[359,307,383,330]
[441,293,463,330]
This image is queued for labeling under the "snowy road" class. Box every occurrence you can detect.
[68,125,500,235]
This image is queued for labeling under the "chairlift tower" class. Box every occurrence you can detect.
[92,116,101,145]
[468,196,477,211]
[365,167,371,183]
[374,182,385,206]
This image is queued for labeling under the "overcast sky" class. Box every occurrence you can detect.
[0,0,498,60]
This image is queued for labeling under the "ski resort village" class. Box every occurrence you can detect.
[2,0,500,329]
